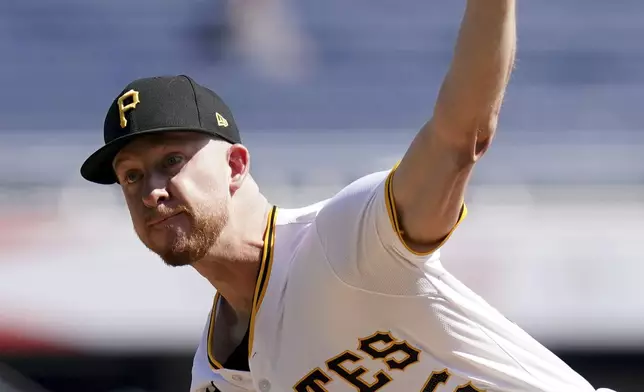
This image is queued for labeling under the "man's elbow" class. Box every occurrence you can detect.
[428,109,498,164]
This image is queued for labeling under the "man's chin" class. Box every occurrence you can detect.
[156,248,197,267]
[161,256,194,267]
[145,230,215,267]
[152,241,211,267]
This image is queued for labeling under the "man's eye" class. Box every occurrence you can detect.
[164,155,184,167]
[124,171,142,184]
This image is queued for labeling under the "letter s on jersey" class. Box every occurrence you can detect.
[293,331,484,392]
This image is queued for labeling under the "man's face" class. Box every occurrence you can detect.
[113,132,230,267]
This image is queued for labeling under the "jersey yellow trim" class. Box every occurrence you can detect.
[248,206,278,358]
[384,164,467,256]
[206,292,223,370]
[205,205,278,370]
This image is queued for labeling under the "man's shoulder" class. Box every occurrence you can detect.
[271,201,329,260]
[281,170,390,218]
[272,169,393,258]
[275,199,329,227]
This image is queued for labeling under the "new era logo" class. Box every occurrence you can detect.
[216,112,228,127]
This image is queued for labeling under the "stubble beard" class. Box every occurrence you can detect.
[157,203,228,267]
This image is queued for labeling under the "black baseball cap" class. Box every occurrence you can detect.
[80,75,241,185]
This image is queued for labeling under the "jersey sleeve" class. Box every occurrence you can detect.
[314,166,466,294]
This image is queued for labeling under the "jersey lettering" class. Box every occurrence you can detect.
[293,331,485,392]
[326,351,392,391]
[294,368,332,392]
[358,331,420,371]
[421,369,451,392]
[420,371,485,392]
[454,383,484,392]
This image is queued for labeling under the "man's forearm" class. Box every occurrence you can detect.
[432,0,516,148]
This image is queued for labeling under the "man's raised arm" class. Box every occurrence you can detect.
[391,0,517,253]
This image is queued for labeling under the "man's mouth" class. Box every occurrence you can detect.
[147,212,181,227]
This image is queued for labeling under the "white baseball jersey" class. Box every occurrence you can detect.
[190,168,605,392]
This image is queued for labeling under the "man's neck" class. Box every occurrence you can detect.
[192,197,272,317]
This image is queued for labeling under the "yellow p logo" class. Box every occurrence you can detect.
[117,90,141,128]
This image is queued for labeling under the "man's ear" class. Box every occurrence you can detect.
[227,143,251,194]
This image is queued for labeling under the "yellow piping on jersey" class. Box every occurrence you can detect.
[384,163,467,256]
[248,205,278,358]
[206,292,223,370]
[205,205,278,370]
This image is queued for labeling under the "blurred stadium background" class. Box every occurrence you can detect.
[1,0,643,391]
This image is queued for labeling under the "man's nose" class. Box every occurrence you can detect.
[142,175,170,208]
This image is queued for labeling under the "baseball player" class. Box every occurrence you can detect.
[80,1,617,391]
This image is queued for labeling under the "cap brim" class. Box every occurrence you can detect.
[80,127,222,185]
